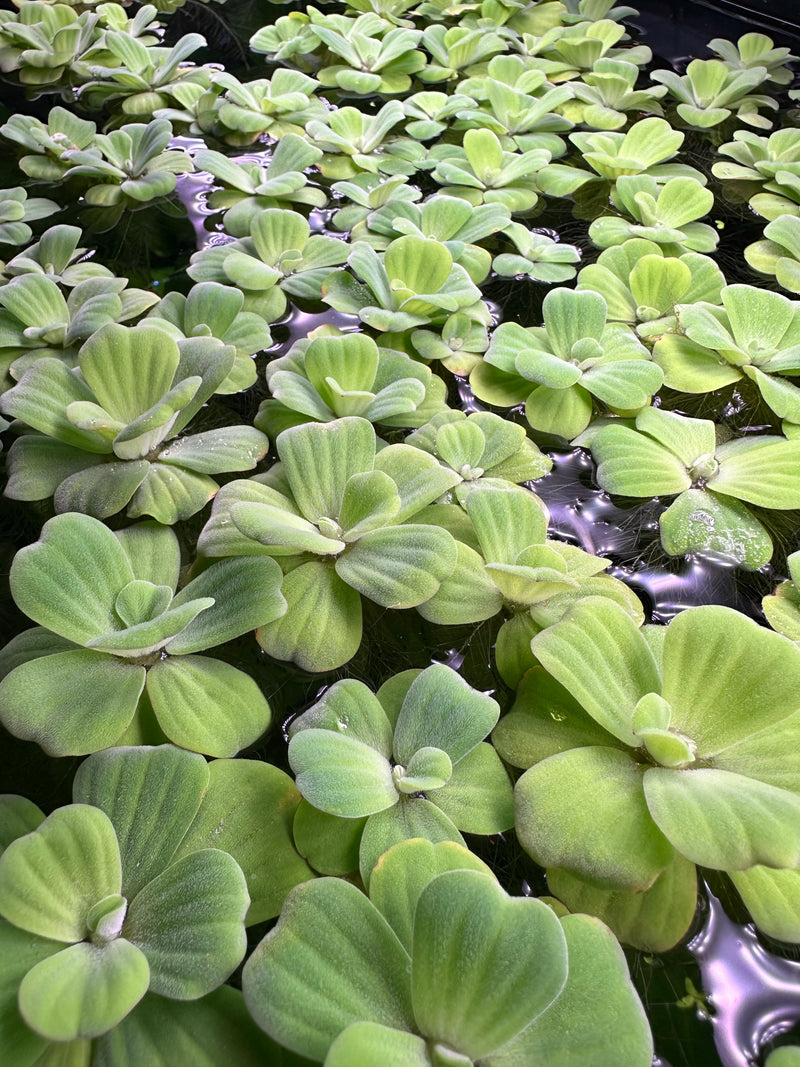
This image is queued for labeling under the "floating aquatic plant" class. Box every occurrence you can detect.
[496,597,800,949]
[1,322,267,521]
[0,514,285,755]
[287,664,513,880]
[197,416,460,672]
[474,287,661,438]
[242,839,653,1066]
[582,406,800,569]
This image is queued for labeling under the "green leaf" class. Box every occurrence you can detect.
[659,488,773,568]
[591,425,690,497]
[19,939,149,1041]
[393,663,500,766]
[369,839,492,954]
[643,767,800,870]
[0,651,146,757]
[157,427,268,475]
[278,416,376,524]
[289,730,397,817]
[339,470,401,540]
[426,743,513,834]
[484,913,653,1067]
[709,438,800,508]
[0,805,121,943]
[547,854,698,953]
[10,513,134,646]
[463,482,548,564]
[123,849,247,998]
[515,746,673,891]
[493,667,626,770]
[359,799,464,886]
[93,987,286,1067]
[326,1023,431,1067]
[72,746,209,903]
[125,464,217,525]
[0,920,60,1067]
[290,678,394,757]
[54,461,150,521]
[146,656,271,758]
[398,747,452,793]
[729,866,800,943]
[373,443,461,520]
[335,524,457,608]
[166,557,287,654]
[0,796,44,856]
[114,523,180,591]
[293,802,366,876]
[416,540,504,626]
[530,598,659,746]
[257,561,362,672]
[172,759,312,926]
[413,871,568,1060]
[242,878,414,1063]
[661,604,800,755]
[80,325,179,425]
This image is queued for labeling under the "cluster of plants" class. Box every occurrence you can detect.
[1,0,800,1063]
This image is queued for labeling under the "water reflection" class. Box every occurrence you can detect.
[690,893,800,1066]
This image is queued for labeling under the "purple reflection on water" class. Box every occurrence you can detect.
[690,894,800,1066]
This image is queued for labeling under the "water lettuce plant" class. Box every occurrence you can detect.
[0,105,97,180]
[588,175,718,255]
[194,135,326,237]
[429,128,550,211]
[473,287,661,439]
[197,416,460,671]
[307,9,426,94]
[306,100,410,179]
[416,480,643,684]
[59,119,193,207]
[0,791,247,1049]
[744,214,800,296]
[651,58,776,129]
[495,597,800,950]
[256,328,448,435]
[321,235,488,332]
[560,57,666,129]
[288,664,513,880]
[0,186,58,246]
[0,513,285,755]
[405,409,552,492]
[654,284,800,420]
[144,281,273,394]
[712,128,800,220]
[583,406,800,568]
[1,323,268,522]
[763,549,800,643]
[538,117,703,196]
[491,222,581,283]
[188,208,349,321]
[204,69,328,145]
[242,838,653,1065]
[358,194,511,283]
[0,274,159,386]
[0,743,310,1063]
[575,237,725,338]
[0,224,113,288]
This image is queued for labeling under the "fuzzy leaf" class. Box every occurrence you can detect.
[123,849,248,998]
[242,878,414,1063]
[413,871,568,1060]
[0,805,121,943]
[19,939,149,1042]
[146,656,271,758]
